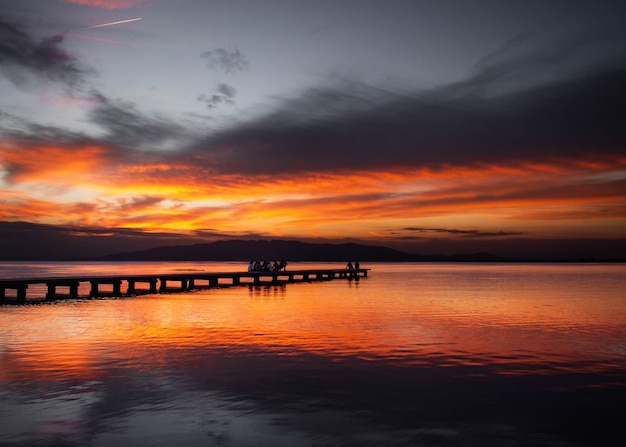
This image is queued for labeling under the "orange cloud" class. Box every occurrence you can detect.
[2,136,625,241]
[1,143,115,185]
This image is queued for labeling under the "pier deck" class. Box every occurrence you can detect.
[0,268,369,304]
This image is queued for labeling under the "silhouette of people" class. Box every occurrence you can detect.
[248,258,288,271]
[354,261,360,269]
[346,261,354,269]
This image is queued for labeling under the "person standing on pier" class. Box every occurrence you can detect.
[346,261,354,269]
[279,259,288,271]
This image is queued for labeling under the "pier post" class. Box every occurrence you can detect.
[90,280,122,298]
[159,277,188,292]
[46,281,79,300]
[0,283,28,304]
[127,278,158,294]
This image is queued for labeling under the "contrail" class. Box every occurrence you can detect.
[84,18,142,30]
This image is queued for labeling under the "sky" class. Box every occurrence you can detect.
[1,0,626,260]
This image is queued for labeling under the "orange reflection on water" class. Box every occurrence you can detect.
[1,264,625,385]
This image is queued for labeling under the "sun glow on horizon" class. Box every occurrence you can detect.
[2,135,626,243]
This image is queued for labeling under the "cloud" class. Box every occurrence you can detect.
[457,28,626,97]
[200,48,248,75]
[0,109,90,147]
[2,89,185,157]
[178,27,626,177]
[197,83,237,109]
[2,18,624,249]
[0,17,92,88]
[397,227,525,238]
[184,64,626,177]
[4,11,624,182]
[88,92,185,150]
[0,142,118,185]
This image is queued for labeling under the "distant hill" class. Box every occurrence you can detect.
[89,239,510,262]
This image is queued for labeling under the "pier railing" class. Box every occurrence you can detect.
[0,268,369,304]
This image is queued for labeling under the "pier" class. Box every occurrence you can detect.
[0,268,369,304]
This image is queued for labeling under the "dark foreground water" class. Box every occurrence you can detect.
[1,262,625,446]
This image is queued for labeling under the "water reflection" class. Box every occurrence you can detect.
[1,263,625,446]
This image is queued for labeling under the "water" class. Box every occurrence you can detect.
[1,262,625,446]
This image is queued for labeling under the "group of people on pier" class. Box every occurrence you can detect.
[248,259,288,272]
[247,259,360,272]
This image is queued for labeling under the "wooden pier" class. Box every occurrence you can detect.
[0,268,369,304]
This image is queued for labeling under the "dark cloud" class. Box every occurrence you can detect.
[0,15,183,154]
[88,92,185,150]
[200,48,248,75]
[398,228,525,238]
[3,11,625,183]
[178,27,626,176]
[197,83,237,109]
[0,17,92,88]
[458,27,626,97]
[0,109,88,145]
[184,59,626,176]
[2,90,184,156]
[115,196,165,211]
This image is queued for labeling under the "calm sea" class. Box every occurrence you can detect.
[1,262,625,446]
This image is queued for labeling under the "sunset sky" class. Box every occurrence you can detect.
[1,0,625,260]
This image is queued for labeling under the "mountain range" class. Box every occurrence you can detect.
[90,239,510,262]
